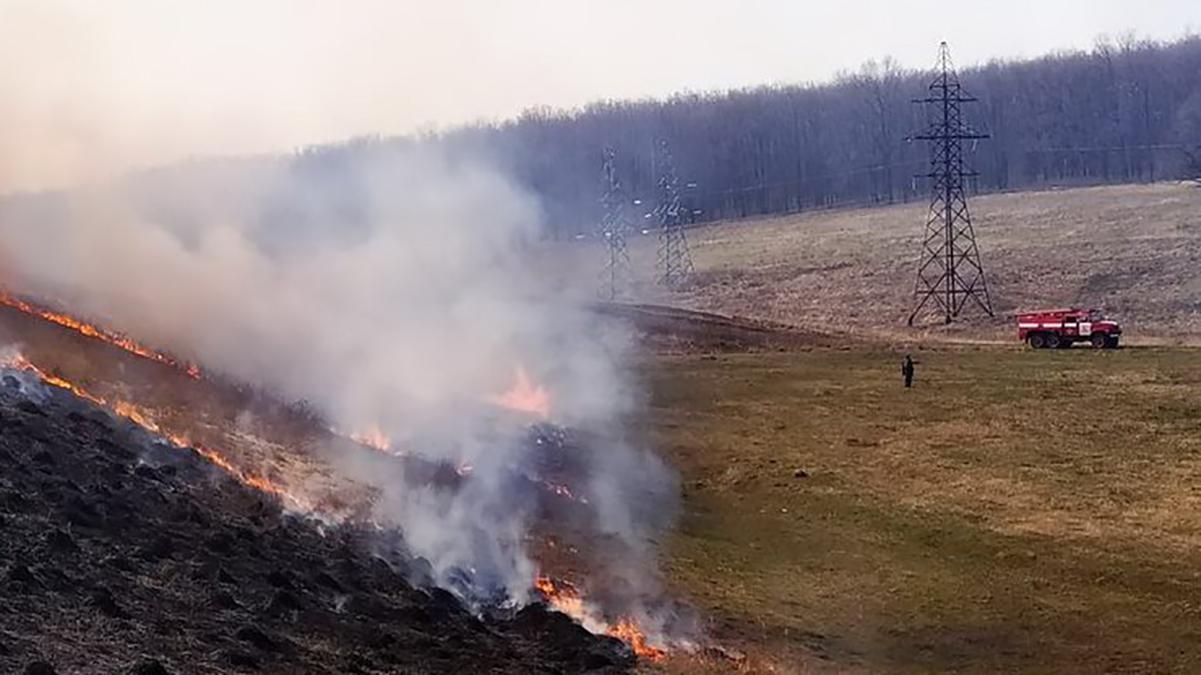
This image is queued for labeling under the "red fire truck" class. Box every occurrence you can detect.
[1017,308,1122,349]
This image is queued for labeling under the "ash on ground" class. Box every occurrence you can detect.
[0,377,633,674]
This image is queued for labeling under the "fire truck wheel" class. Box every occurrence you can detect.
[1091,334,1107,349]
[1105,336,1120,349]
[1045,334,1061,349]
[1029,333,1047,349]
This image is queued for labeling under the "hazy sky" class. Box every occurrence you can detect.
[1,0,1198,190]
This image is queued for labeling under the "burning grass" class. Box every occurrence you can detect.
[0,299,680,664]
[534,574,668,662]
[0,352,310,511]
[645,345,1201,673]
[0,290,202,377]
[490,365,553,419]
[0,379,632,673]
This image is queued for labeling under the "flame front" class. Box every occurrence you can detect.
[607,619,667,662]
[535,575,667,662]
[535,575,592,625]
[0,290,202,379]
[0,292,667,659]
[349,425,391,452]
[490,366,551,419]
[0,353,303,509]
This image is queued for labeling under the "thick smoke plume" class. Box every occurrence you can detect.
[0,141,678,614]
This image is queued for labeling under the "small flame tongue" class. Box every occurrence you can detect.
[534,575,667,662]
[0,291,202,379]
[348,425,391,452]
[489,366,551,419]
[607,618,668,662]
[0,353,305,509]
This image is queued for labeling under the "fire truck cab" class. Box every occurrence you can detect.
[1017,308,1121,349]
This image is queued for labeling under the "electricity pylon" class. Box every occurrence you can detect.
[907,42,995,325]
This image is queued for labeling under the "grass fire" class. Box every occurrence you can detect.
[0,292,682,671]
[3,4,1199,674]
[535,575,668,662]
[0,291,202,379]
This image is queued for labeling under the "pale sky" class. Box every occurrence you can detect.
[1,0,1198,190]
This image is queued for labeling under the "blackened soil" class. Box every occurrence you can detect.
[0,380,633,674]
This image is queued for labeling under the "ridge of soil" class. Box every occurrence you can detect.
[593,301,848,352]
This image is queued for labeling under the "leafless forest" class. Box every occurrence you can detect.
[446,34,1201,232]
[7,36,1199,247]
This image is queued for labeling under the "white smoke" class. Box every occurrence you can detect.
[0,140,677,613]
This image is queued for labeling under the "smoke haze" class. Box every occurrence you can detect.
[2,0,1192,192]
[0,0,710,637]
[0,138,677,620]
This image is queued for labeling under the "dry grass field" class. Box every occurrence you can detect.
[564,184,1201,672]
[555,183,1201,343]
[642,345,1201,674]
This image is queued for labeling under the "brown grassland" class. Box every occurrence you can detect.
[556,182,1201,342]
[643,346,1201,674]
[586,184,1201,673]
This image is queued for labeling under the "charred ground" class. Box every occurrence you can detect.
[0,371,634,674]
[0,300,649,674]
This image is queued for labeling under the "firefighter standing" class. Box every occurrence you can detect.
[901,355,915,388]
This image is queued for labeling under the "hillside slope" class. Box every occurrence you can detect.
[0,373,633,674]
[558,183,1201,343]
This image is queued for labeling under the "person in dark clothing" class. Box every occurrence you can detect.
[902,355,915,388]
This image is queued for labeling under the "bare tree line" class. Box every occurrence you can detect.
[431,34,1201,237]
[5,35,1199,245]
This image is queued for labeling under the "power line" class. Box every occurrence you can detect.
[653,139,695,288]
[598,148,632,301]
[908,42,995,326]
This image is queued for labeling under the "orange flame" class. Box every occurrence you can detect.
[0,291,201,379]
[490,366,551,419]
[535,575,591,623]
[608,619,667,662]
[349,425,391,452]
[0,353,303,509]
[534,575,667,662]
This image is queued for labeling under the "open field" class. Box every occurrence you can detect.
[556,183,1201,342]
[642,344,1201,674]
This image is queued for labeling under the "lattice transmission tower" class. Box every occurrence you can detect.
[907,42,995,326]
[598,148,632,300]
[653,139,694,287]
